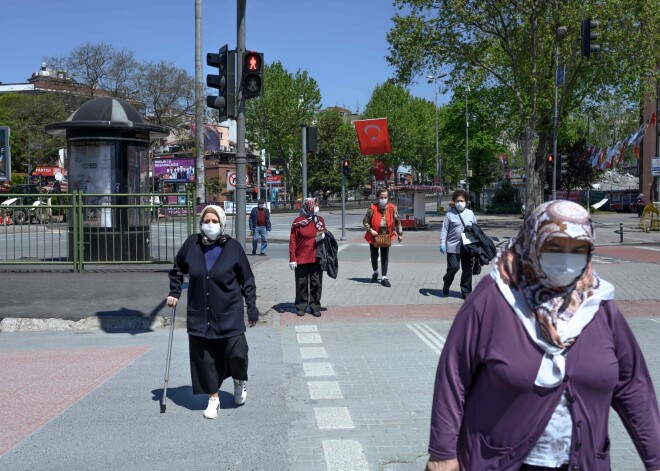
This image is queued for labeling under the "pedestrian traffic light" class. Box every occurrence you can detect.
[581,19,600,57]
[241,51,264,99]
[342,159,351,176]
[206,44,236,122]
[548,154,553,164]
[559,154,568,176]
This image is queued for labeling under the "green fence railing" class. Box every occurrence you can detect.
[0,190,195,272]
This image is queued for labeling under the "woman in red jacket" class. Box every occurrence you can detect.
[289,197,327,317]
[363,188,403,287]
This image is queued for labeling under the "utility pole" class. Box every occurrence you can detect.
[302,125,307,199]
[194,0,205,206]
[235,0,247,247]
[553,26,567,201]
[465,85,470,194]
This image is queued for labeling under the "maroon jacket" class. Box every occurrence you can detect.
[289,216,325,265]
[429,275,660,471]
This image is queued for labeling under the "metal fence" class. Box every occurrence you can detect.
[0,191,195,271]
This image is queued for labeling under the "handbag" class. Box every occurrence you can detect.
[373,233,392,248]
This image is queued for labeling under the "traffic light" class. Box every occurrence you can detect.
[241,51,264,98]
[306,127,318,153]
[342,159,351,176]
[559,154,568,176]
[548,154,554,164]
[206,44,236,122]
[581,19,600,57]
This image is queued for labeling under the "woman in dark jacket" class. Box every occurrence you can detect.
[289,197,326,317]
[167,205,258,419]
[426,200,660,471]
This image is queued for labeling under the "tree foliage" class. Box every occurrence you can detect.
[245,61,321,200]
[387,0,660,213]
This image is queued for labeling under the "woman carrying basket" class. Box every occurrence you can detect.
[363,187,403,287]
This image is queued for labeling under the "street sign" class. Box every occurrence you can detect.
[652,157,660,176]
[226,171,249,191]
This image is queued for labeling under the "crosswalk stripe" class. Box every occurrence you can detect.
[649,318,660,324]
[406,323,443,355]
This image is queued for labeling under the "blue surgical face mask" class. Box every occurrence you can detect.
[539,252,588,287]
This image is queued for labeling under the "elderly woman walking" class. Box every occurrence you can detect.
[363,187,403,287]
[426,200,660,471]
[166,205,258,419]
[289,197,327,317]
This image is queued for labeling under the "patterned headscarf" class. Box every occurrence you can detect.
[495,200,608,348]
[293,197,324,231]
[199,205,228,245]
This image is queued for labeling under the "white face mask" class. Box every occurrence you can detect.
[455,201,466,211]
[314,206,319,214]
[539,252,588,287]
[379,198,388,207]
[201,223,221,240]
[258,204,264,209]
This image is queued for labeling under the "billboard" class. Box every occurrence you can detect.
[153,156,196,183]
[0,126,10,181]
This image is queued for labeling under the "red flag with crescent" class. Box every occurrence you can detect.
[354,118,392,155]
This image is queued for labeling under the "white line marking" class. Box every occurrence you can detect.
[303,362,335,377]
[308,381,343,400]
[300,347,328,359]
[295,325,319,332]
[296,333,322,344]
[315,407,355,430]
[406,323,442,355]
[323,440,369,471]
[649,318,660,324]
[419,323,447,346]
[338,243,349,253]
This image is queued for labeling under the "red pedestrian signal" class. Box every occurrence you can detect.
[548,154,553,163]
[242,51,264,98]
[342,159,351,176]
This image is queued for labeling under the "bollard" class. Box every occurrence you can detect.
[619,222,623,244]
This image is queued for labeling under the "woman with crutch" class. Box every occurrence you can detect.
[166,205,259,419]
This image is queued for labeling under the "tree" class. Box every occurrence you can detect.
[0,93,68,173]
[205,175,224,202]
[46,43,138,99]
[245,61,321,201]
[308,109,364,199]
[560,138,598,197]
[387,0,660,214]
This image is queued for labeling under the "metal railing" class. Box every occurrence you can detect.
[0,190,195,271]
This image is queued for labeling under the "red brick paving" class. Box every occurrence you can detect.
[280,301,660,325]
[0,346,148,457]
[595,246,660,263]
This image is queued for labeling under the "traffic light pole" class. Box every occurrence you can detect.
[235,0,247,247]
[341,170,346,241]
[302,125,307,199]
[552,42,558,201]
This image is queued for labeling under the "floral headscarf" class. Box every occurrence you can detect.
[293,197,324,231]
[495,200,610,348]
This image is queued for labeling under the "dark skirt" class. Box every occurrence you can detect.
[188,334,249,395]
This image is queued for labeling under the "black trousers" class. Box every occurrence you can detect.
[188,334,248,395]
[369,244,390,276]
[295,262,323,313]
[443,246,472,295]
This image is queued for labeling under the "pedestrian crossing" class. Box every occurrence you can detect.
[406,323,446,355]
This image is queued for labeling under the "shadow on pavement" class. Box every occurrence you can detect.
[151,386,238,411]
[95,299,168,335]
[348,277,378,284]
[419,288,444,298]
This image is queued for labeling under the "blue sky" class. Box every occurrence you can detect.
[1,0,452,112]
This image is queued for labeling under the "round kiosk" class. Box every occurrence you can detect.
[46,97,169,262]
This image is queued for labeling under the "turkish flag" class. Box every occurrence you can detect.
[354,118,392,155]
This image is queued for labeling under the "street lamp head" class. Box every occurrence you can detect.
[556,26,567,40]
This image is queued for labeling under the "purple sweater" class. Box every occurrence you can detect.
[429,276,660,471]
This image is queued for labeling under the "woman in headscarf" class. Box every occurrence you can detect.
[426,200,660,471]
[289,197,327,317]
[166,205,258,420]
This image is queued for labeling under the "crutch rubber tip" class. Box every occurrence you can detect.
[160,404,166,413]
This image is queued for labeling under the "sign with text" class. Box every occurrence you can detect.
[153,156,196,183]
[652,157,660,176]
[0,126,10,181]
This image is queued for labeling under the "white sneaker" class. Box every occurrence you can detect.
[233,379,247,405]
[203,396,220,419]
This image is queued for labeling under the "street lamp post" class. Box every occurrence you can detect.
[465,85,470,195]
[427,73,447,213]
[552,26,567,201]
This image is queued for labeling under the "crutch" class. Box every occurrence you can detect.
[160,305,176,413]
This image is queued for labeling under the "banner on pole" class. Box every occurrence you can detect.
[354,118,391,155]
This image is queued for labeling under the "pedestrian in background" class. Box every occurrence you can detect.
[426,200,660,471]
[289,197,327,317]
[166,205,258,420]
[249,199,271,256]
[439,189,476,299]
[363,187,403,288]
[637,193,646,217]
